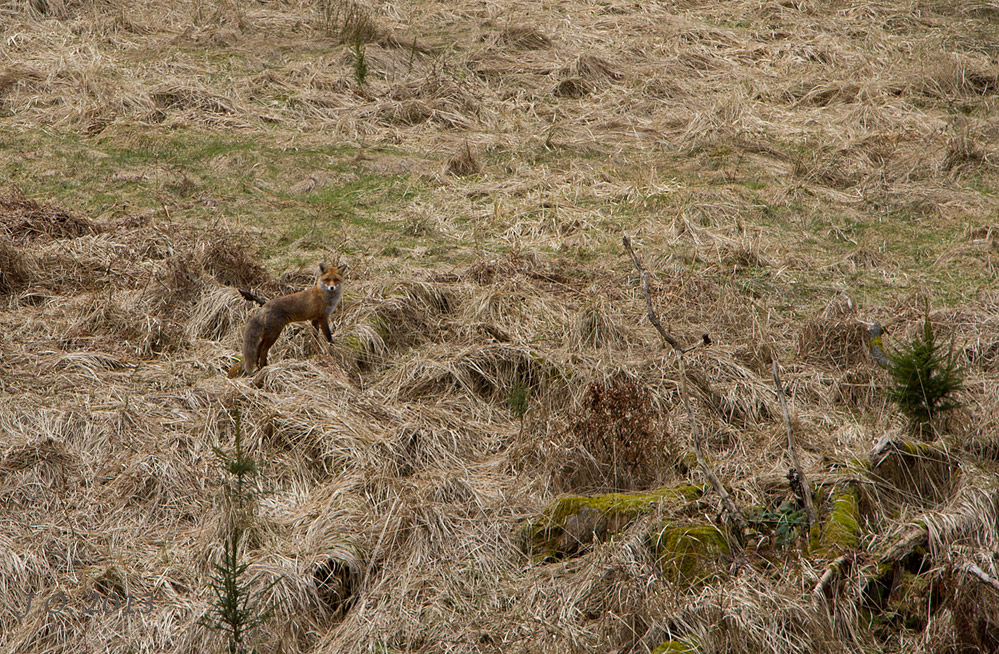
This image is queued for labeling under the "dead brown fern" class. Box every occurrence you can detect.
[565,379,668,492]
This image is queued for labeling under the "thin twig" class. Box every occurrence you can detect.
[772,359,816,528]
[623,235,747,541]
[622,236,679,350]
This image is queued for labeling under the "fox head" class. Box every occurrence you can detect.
[317,262,344,293]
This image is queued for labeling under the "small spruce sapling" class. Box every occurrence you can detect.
[201,409,278,654]
[352,38,368,91]
[886,309,964,428]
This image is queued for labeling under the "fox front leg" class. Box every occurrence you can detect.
[312,319,333,343]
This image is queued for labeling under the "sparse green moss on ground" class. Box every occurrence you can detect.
[651,637,699,654]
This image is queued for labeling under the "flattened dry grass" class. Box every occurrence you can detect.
[2,0,999,653]
[1,183,999,654]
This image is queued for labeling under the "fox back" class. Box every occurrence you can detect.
[264,266,344,323]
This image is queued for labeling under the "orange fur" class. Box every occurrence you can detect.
[240,263,344,374]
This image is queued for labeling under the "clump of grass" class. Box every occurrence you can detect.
[446,141,481,177]
[0,234,29,295]
[887,307,964,429]
[317,0,378,43]
[509,371,530,438]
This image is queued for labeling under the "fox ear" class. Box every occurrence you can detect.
[338,263,349,276]
[318,262,327,274]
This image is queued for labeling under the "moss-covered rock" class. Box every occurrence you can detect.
[524,484,705,560]
[809,487,860,556]
[648,523,730,586]
[651,636,699,654]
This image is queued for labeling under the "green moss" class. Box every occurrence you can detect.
[651,637,699,654]
[648,523,730,585]
[809,488,860,556]
[846,458,871,473]
[365,312,392,341]
[546,485,703,524]
[341,334,364,355]
[524,485,705,559]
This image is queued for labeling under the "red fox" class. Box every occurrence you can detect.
[236,263,344,375]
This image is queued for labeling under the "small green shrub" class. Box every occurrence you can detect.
[351,39,368,90]
[887,312,964,426]
[749,500,807,549]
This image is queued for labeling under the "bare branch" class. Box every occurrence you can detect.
[624,235,747,541]
[956,560,999,593]
[813,553,853,605]
[622,236,679,350]
[772,359,816,528]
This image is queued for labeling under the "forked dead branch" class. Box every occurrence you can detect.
[622,235,748,541]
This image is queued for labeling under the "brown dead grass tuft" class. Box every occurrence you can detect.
[200,237,270,288]
[941,128,992,175]
[553,54,621,98]
[797,319,869,370]
[378,98,433,125]
[0,234,29,295]
[445,141,481,177]
[316,0,380,44]
[150,84,234,117]
[0,436,75,477]
[0,187,100,241]
[499,24,552,50]
[0,65,43,98]
[572,297,624,350]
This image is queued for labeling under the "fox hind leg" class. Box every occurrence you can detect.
[256,321,283,370]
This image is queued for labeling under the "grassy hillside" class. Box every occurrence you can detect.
[2,0,999,652]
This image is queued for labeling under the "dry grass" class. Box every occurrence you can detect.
[3,0,999,652]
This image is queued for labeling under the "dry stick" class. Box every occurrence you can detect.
[813,553,852,604]
[772,359,817,528]
[957,560,999,593]
[622,236,748,541]
[623,236,680,350]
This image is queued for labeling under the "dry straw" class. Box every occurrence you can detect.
[3,0,999,652]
